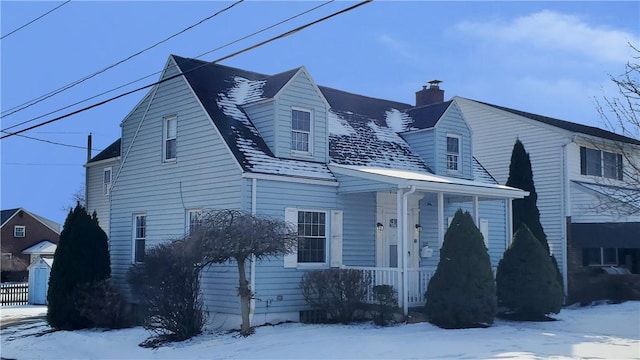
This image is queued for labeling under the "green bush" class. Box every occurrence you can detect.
[47,204,111,330]
[372,285,398,326]
[300,268,371,323]
[425,209,496,329]
[496,224,563,320]
[75,279,132,329]
[127,239,206,346]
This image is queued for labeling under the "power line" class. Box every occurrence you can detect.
[1,0,244,119]
[1,131,92,150]
[1,0,333,133]
[0,1,70,40]
[1,0,369,140]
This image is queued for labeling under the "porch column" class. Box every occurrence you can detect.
[437,192,444,247]
[473,196,479,227]
[396,189,404,310]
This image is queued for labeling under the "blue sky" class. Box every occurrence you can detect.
[1,1,638,225]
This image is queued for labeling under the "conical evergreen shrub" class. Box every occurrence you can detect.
[425,209,496,329]
[496,224,563,320]
[47,204,111,329]
[506,139,563,291]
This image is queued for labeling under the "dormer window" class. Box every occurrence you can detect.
[291,108,311,154]
[446,134,460,172]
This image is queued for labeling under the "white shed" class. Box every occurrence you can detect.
[28,258,53,305]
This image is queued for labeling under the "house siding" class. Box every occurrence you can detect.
[456,97,572,282]
[244,100,276,154]
[86,158,120,235]
[273,71,328,163]
[108,57,244,291]
[402,129,435,170]
[251,179,338,314]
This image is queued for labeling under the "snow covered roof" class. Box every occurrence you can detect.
[93,55,500,184]
[329,164,527,199]
[21,241,57,255]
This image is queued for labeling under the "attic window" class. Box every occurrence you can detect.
[14,225,25,238]
[163,115,177,162]
[291,108,311,153]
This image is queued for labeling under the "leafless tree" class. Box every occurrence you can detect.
[189,209,298,336]
[592,44,640,216]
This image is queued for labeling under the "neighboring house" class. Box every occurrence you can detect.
[86,55,526,328]
[1,208,60,282]
[453,97,640,298]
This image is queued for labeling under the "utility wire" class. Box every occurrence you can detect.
[0,1,70,40]
[1,0,243,118]
[1,131,91,150]
[1,0,372,140]
[1,0,334,133]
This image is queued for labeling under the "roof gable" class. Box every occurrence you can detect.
[1,208,61,233]
[468,98,640,145]
[88,138,121,163]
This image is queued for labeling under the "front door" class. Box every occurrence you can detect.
[382,211,399,268]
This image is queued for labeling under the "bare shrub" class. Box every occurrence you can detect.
[300,268,370,323]
[127,239,206,346]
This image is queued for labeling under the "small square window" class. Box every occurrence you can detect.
[14,226,25,238]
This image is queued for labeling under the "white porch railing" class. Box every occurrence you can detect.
[342,266,434,307]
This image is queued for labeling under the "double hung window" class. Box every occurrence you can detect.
[291,109,311,153]
[164,116,177,161]
[446,135,460,172]
[133,214,146,263]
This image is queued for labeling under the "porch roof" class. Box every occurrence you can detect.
[329,164,528,199]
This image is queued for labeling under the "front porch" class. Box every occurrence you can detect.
[331,164,528,315]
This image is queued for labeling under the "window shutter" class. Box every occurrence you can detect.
[580,147,587,175]
[480,219,489,249]
[617,154,623,180]
[284,208,298,268]
[330,210,343,268]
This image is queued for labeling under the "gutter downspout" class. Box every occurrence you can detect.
[561,139,572,297]
[402,185,417,317]
[250,178,257,323]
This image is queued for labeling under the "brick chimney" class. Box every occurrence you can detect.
[415,80,444,106]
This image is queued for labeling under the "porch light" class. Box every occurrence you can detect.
[376,222,384,232]
[415,224,422,232]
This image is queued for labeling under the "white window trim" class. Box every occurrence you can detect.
[446,134,461,173]
[163,115,177,162]
[186,209,203,235]
[132,214,146,264]
[14,225,26,238]
[103,167,112,196]
[285,207,330,268]
[291,107,313,156]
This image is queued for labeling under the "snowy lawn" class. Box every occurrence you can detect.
[1,302,639,359]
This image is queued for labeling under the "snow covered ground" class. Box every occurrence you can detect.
[1,302,639,359]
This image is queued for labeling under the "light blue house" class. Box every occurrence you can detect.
[85,55,526,329]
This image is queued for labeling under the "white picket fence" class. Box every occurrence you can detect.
[343,266,434,307]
